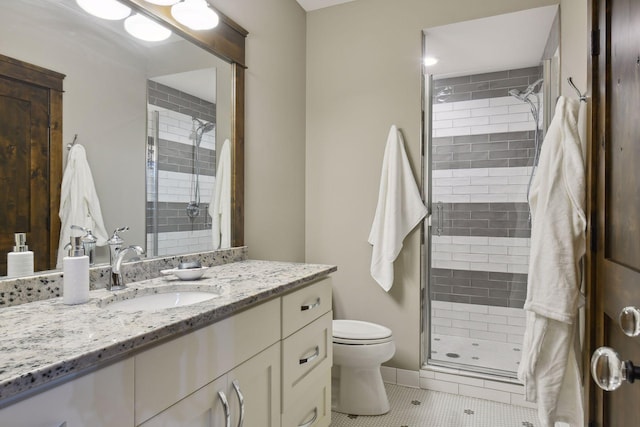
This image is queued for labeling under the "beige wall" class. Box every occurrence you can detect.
[305,0,587,370]
[212,0,308,262]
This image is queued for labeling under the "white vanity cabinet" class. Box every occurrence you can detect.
[139,343,281,427]
[281,278,333,427]
[135,297,282,427]
[0,274,334,427]
[0,359,134,427]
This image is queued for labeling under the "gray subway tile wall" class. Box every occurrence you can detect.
[147,81,216,235]
[433,66,542,102]
[432,131,537,170]
[148,81,216,123]
[430,66,539,308]
[433,202,530,238]
[431,268,528,308]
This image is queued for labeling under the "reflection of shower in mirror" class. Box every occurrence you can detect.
[186,117,215,219]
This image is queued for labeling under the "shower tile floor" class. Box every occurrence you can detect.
[430,334,522,373]
[330,383,539,427]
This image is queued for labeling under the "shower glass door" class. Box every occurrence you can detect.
[422,6,559,378]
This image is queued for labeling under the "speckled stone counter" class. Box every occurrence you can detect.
[0,259,336,407]
[0,247,248,308]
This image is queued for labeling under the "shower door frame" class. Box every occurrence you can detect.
[420,69,524,379]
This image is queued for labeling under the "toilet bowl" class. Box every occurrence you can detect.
[332,319,396,415]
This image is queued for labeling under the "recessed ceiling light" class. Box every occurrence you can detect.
[423,56,439,67]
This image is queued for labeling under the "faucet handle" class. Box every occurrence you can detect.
[108,227,129,245]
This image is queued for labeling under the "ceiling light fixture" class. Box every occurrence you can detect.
[124,13,172,41]
[171,0,219,30]
[423,56,439,67]
[144,0,181,5]
[76,0,131,20]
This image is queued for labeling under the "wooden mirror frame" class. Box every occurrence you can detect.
[121,0,247,247]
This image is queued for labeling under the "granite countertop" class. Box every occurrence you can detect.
[0,259,336,407]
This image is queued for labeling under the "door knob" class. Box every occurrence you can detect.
[591,346,640,391]
[619,306,640,337]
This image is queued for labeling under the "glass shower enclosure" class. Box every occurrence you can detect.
[421,5,560,378]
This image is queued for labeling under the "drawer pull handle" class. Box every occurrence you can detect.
[218,391,231,427]
[299,407,318,427]
[301,298,321,311]
[299,346,320,365]
[232,380,245,427]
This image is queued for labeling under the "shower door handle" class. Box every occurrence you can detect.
[435,202,444,236]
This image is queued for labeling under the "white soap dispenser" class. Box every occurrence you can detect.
[7,232,34,277]
[63,236,90,305]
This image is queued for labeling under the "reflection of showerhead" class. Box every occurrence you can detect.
[199,122,215,133]
[193,118,214,134]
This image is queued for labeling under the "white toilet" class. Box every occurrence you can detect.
[331,319,396,415]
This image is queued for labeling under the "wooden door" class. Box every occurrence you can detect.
[591,0,640,424]
[0,54,63,275]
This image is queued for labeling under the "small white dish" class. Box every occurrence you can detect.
[161,267,208,281]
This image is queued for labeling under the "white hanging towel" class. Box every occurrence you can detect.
[57,144,109,268]
[368,125,427,291]
[518,96,586,427]
[209,138,231,249]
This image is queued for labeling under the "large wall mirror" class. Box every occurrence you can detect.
[421,5,559,376]
[0,0,245,276]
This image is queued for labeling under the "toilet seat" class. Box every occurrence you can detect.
[333,319,393,345]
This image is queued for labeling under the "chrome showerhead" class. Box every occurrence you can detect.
[199,122,215,133]
[192,118,215,134]
[508,88,525,100]
[509,78,543,102]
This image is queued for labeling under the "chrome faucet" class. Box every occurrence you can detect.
[109,245,145,290]
[107,227,145,290]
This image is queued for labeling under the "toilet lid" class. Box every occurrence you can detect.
[333,319,392,341]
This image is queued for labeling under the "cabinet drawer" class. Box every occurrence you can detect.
[282,277,332,338]
[282,368,331,427]
[135,298,281,425]
[282,311,332,409]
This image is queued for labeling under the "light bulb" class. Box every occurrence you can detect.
[76,0,131,20]
[171,0,219,31]
[124,14,172,42]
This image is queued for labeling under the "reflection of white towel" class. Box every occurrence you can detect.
[518,97,586,427]
[57,144,108,268]
[368,125,427,291]
[209,139,231,249]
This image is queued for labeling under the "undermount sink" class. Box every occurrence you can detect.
[99,286,222,312]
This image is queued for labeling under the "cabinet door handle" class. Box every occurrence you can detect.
[232,380,245,427]
[301,298,321,311]
[298,407,318,427]
[217,390,231,427]
[299,346,320,365]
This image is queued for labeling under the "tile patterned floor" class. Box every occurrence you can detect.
[430,334,522,374]
[330,384,539,427]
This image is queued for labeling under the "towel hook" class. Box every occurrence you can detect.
[567,77,587,102]
[67,134,78,151]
